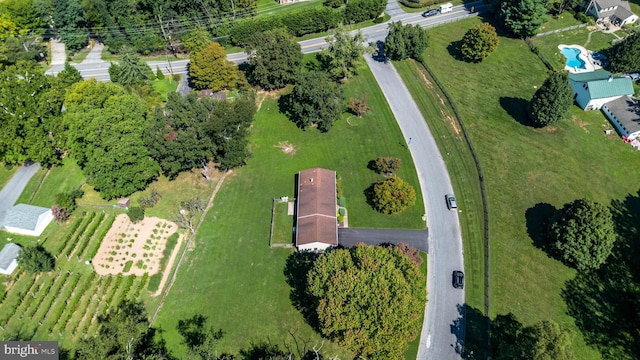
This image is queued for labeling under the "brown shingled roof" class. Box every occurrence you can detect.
[296,168,338,247]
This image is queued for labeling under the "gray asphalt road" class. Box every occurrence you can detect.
[0,163,41,228]
[338,228,428,252]
[364,55,465,360]
[45,1,485,81]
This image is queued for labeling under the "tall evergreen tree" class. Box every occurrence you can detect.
[384,22,429,61]
[528,71,573,127]
[499,0,550,38]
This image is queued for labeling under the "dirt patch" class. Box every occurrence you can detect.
[151,234,184,297]
[92,215,177,276]
[275,141,297,155]
[256,89,287,111]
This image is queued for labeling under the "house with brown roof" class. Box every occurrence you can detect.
[296,168,338,252]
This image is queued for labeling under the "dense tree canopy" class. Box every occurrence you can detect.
[461,22,499,62]
[17,245,55,273]
[548,199,616,270]
[492,314,574,360]
[64,80,160,199]
[498,0,550,38]
[608,32,640,73]
[370,175,416,214]
[384,21,429,60]
[0,61,64,165]
[244,28,302,90]
[528,71,573,127]
[322,25,369,80]
[307,245,424,359]
[189,42,238,91]
[285,71,344,132]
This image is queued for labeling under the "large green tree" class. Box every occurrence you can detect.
[608,32,640,73]
[0,61,61,165]
[370,175,416,214]
[75,300,170,359]
[108,51,155,86]
[548,199,616,270]
[244,28,302,90]
[384,21,429,61]
[181,25,212,54]
[492,314,574,360]
[64,80,159,199]
[285,71,344,132]
[461,22,499,62]
[499,0,550,38]
[322,25,369,80]
[17,245,55,273]
[190,42,238,91]
[528,71,573,127]
[145,92,215,179]
[307,245,424,359]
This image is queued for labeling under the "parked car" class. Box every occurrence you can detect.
[452,270,464,289]
[422,9,439,17]
[445,194,457,210]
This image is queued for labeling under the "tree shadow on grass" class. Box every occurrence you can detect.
[561,191,640,359]
[283,251,320,332]
[447,40,465,62]
[525,202,557,253]
[451,304,490,359]
[499,97,539,127]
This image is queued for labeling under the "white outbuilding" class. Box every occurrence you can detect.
[0,243,21,275]
[2,204,54,236]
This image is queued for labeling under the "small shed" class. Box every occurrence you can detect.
[118,198,131,209]
[2,204,54,236]
[0,243,21,275]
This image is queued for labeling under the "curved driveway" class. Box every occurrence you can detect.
[364,55,465,360]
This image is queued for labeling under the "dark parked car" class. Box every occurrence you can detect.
[452,270,464,289]
[422,9,439,17]
[445,194,457,210]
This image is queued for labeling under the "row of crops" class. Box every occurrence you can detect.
[0,212,149,345]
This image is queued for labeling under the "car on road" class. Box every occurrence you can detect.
[452,270,464,289]
[422,9,439,17]
[445,194,457,210]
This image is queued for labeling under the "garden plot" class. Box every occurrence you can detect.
[93,214,177,276]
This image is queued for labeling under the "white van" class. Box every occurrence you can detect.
[439,2,453,13]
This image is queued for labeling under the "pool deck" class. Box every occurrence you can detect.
[558,44,603,74]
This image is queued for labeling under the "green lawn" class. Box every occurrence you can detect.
[257,0,323,16]
[271,200,294,245]
[0,165,17,189]
[152,77,180,101]
[152,62,425,357]
[395,60,486,314]
[422,16,640,358]
[27,157,85,207]
[538,11,583,33]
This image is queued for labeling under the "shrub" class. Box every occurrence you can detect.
[17,245,55,273]
[156,67,165,80]
[370,176,416,214]
[52,205,72,223]
[373,157,402,174]
[338,196,346,207]
[127,207,145,223]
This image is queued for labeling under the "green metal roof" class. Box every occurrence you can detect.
[569,70,612,82]
[588,78,635,99]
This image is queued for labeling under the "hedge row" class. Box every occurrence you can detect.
[59,272,96,333]
[229,0,385,46]
[74,212,106,260]
[87,215,116,259]
[57,216,85,254]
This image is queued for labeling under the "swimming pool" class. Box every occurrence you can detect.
[561,47,586,69]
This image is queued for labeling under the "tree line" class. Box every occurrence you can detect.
[0,0,386,57]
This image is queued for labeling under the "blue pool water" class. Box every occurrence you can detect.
[562,47,586,69]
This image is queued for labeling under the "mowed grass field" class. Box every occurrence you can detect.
[152,62,426,357]
[422,17,640,358]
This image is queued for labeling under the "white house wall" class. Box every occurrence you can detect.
[622,14,638,25]
[34,211,54,236]
[297,242,332,252]
[0,260,18,275]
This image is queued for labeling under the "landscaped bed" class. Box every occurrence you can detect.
[93,214,177,276]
